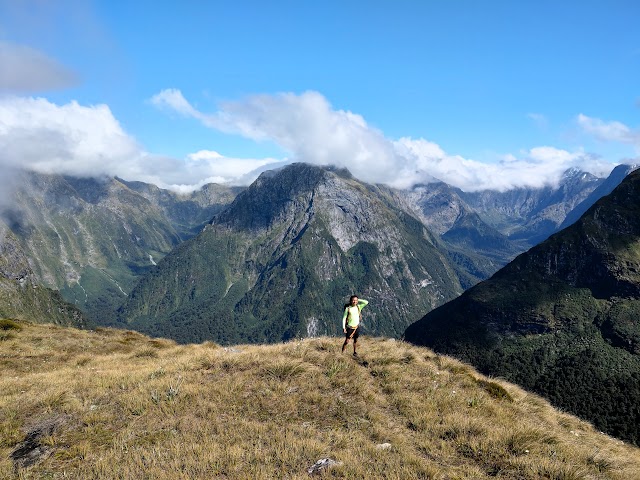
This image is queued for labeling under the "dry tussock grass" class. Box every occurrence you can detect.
[1,321,639,479]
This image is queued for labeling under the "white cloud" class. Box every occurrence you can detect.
[149,88,201,118]
[0,96,282,192]
[0,96,140,176]
[577,114,640,146]
[185,150,280,180]
[0,92,622,196]
[149,89,400,186]
[151,89,617,191]
[0,42,78,92]
[394,140,614,191]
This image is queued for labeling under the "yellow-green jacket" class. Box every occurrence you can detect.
[342,299,368,330]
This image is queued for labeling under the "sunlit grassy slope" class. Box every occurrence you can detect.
[1,320,639,479]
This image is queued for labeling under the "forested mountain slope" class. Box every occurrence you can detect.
[405,169,640,444]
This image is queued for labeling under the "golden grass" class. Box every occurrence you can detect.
[1,321,639,479]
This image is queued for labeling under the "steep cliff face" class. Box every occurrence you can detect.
[0,223,86,326]
[118,163,463,344]
[3,173,182,323]
[3,172,238,324]
[405,169,640,444]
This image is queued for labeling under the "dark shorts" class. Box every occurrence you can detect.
[345,326,360,340]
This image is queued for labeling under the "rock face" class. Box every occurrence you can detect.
[2,171,238,323]
[118,164,464,344]
[405,169,640,445]
[0,222,86,326]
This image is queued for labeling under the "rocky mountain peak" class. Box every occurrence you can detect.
[210,162,382,252]
[119,162,463,343]
[560,166,596,182]
[212,163,332,232]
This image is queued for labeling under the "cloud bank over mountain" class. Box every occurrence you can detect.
[0,90,632,194]
[0,96,281,192]
[151,89,617,191]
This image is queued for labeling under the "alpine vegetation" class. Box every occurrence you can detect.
[2,320,639,479]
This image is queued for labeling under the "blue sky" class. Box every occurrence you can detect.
[0,0,638,191]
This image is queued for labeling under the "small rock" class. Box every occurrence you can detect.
[307,458,342,475]
[376,443,392,450]
[10,444,52,469]
[10,415,71,469]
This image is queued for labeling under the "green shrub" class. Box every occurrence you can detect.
[0,319,22,331]
[263,362,306,380]
[477,379,513,402]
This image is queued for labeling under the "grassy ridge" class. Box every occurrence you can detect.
[2,320,639,479]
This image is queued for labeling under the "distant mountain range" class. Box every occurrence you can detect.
[403,165,637,287]
[405,168,640,445]
[0,163,636,338]
[1,171,237,323]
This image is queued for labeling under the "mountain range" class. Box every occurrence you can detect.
[1,171,237,323]
[405,168,640,444]
[404,166,638,287]
[114,163,634,343]
[2,161,640,446]
[0,163,635,338]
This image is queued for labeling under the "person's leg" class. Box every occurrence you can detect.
[353,338,358,355]
[342,337,349,353]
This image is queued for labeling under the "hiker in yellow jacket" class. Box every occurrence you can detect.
[341,295,368,356]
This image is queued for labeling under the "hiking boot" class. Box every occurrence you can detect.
[353,352,358,357]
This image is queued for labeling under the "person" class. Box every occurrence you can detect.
[341,295,368,356]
